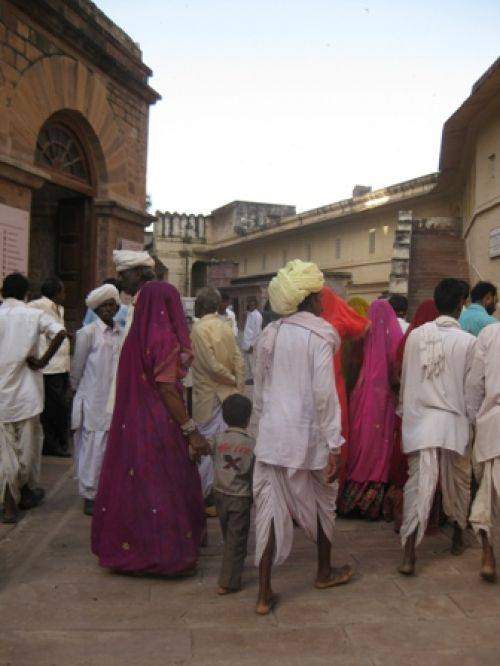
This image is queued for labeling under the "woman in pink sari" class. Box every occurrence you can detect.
[92,281,206,575]
[338,299,403,519]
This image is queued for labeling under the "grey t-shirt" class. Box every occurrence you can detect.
[210,427,255,497]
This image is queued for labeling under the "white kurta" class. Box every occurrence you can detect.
[465,322,500,463]
[242,309,263,351]
[71,319,120,499]
[252,313,343,565]
[400,317,476,456]
[254,322,343,470]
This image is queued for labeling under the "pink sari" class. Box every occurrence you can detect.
[91,281,204,574]
[338,299,403,519]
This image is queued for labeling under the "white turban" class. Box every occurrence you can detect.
[86,284,120,311]
[113,250,154,273]
[268,259,325,316]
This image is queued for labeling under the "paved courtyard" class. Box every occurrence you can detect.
[1,458,499,666]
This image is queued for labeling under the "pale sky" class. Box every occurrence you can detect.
[98,0,500,215]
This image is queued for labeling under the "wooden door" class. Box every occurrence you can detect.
[56,197,90,333]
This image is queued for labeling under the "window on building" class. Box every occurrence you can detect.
[243,258,248,274]
[488,153,496,179]
[335,237,341,259]
[35,122,90,184]
[369,229,376,254]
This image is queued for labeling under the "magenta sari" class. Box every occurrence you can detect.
[338,299,403,519]
[91,281,204,574]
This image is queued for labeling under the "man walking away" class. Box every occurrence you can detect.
[253,259,353,615]
[466,322,500,582]
[191,287,245,500]
[399,278,476,575]
[0,273,67,523]
[459,281,498,337]
[29,278,71,457]
[241,297,263,385]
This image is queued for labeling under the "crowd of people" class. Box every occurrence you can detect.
[1,249,500,613]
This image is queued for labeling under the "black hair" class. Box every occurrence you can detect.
[41,277,64,300]
[457,280,470,301]
[388,294,408,315]
[434,278,464,315]
[2,272,29,300]
[222,394,252,428]
[297,292,319,311]
[220,292,230,302]
[471,281,497,303]
[103,277,121,289]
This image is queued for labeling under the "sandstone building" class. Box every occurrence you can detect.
[153,58,500,320]
[0,1,159,328]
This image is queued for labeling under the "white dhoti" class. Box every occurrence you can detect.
[469,458,500,540]
[74,429,108,500]
[253,461,337,567]
[197,403,226,498]
[401,447,471,547]
[0,416,43,504]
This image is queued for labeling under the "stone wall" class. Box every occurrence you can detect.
[407,217,470,315]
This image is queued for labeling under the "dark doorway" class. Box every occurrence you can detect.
[30,183,91,332]
[191,261,208,296]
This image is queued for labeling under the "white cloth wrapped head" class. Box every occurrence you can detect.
[268,259,325,316]
[112,250,154,273]
[85,284,120,311]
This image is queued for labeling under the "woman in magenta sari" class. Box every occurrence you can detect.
[92,281,207,575]
[338,299,403,520]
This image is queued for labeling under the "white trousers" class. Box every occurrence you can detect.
[244,351,254,382]
[0,416,43,504]
[197,403,226,498]
[400,447,471,547]
[469,458,500,540]
[74,429,108,500]
[253,461,337,567]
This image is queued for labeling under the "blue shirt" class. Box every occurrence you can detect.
[459,303,497,337]
[83,304,129,331]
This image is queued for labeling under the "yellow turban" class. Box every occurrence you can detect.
[268,259,325,316]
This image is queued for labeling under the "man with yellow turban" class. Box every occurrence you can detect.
[252,260,353,615]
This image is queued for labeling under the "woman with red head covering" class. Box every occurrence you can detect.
[92,281,207,575]
[338,299,404,519]
[383,299,439,530]
[320,288,369,492]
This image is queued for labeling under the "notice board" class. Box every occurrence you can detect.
[0,203,29,281]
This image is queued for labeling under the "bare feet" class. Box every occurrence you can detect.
[217,586,240,595]
[397,559,415,576]
[480,531,496,583]
[255,591,279,615]
[451,525,465,556]
[314,564,354,589]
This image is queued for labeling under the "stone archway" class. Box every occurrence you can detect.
[10,55,126,201]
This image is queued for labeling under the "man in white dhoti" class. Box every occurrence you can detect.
[191,288,245,500]
[71,284,121,516]
[253,259,353,615]
[399,278,476,575]
[0,273,67,523]
[241,297,263,385]
[466,319,500,581]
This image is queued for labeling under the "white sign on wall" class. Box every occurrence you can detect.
[119,238,143,251]
[489,228,500,259]
[0,203,29,281]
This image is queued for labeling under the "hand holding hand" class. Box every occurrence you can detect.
[188,430,210,456]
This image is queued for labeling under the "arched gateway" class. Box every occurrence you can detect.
[0,3,159,330]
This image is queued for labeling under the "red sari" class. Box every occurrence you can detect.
[320,288,369,493]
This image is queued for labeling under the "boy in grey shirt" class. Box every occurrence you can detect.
[211,394,254,595]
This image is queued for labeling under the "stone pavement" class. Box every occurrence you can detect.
[1,459,499,666]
